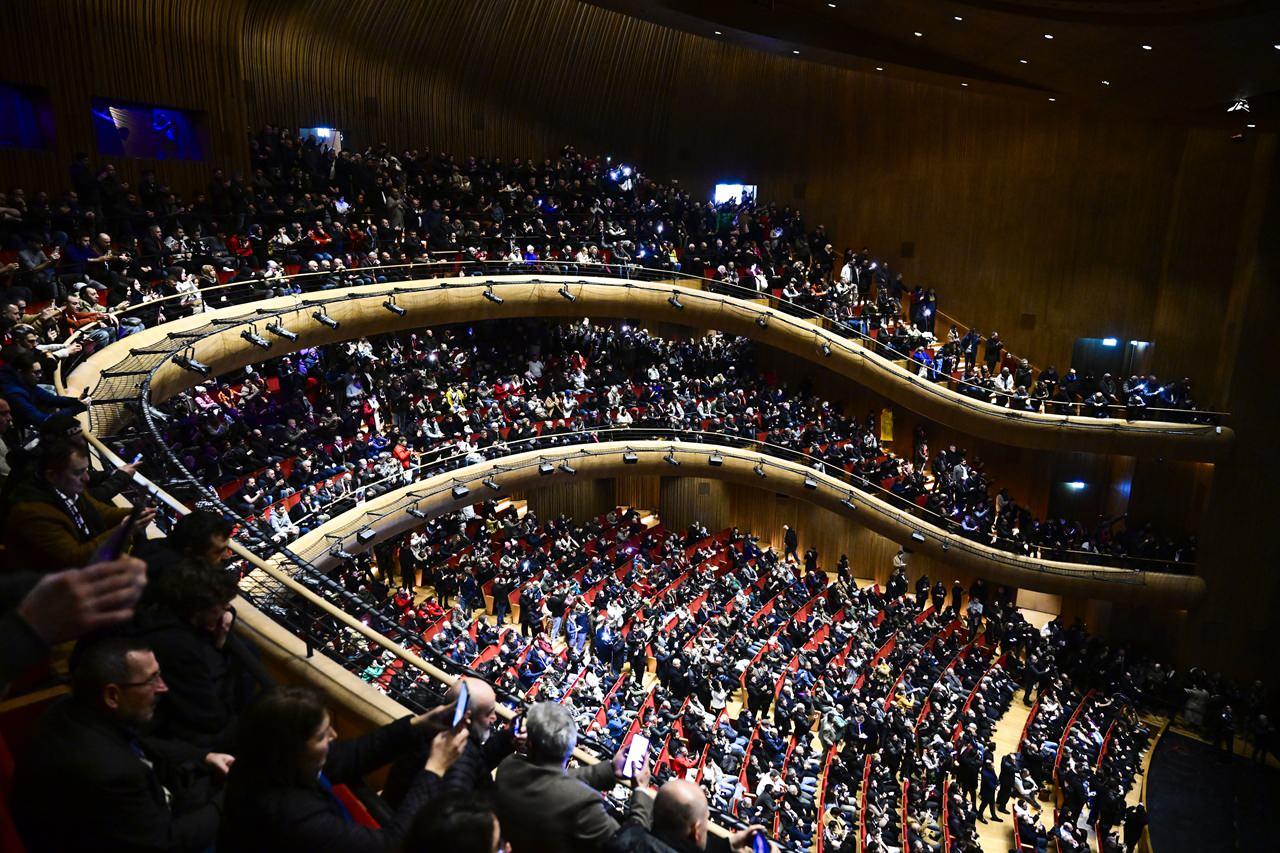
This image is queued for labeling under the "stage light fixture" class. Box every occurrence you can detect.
[911,531,926,544]
[312,310,340,329]
[708,453,723,467]
[174,354,211,376]
[803,477,817,490]
[668,292,684,310]
[383,298,406,316]
[329,546,355,560]
[407,508,428,519]
[755,315,768,328]
[840,493,857,510]
[357,529,376,543]
[623,451,638,464]
[664,452,680,467]
[821,343,832,357]
[558,284,576,302]
[483,287,504,304]
[483,477,501,490]
[539,461,554,475]
[559,461,577,475]
[241,329,271,349]
[451,484,470,499]
[266,322,298,342]
[754,462,767,478]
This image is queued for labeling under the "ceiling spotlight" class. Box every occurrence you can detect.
[668,292,684,310]
[407,508,428,519]
[538,461,554,475]
[558,284,576,302]
[483,286,504,304]
[357,528,376,543]
[954,15,963,21]
[312,309,339,329]
[941,542,950,552]
[840,493,856,510]
[1247,123,1257,128]
[174,353,211,376]
[451,484,470,499]
[820,342,832,357]
[383,297,406,316]
[664,452,681,467]
[708,453,723,467]
[792,49,800,55]
[1048,97,1057,102]
[910,531,926,544]
[1019,59,1028,64]
[483,477,501,490]
[266,322,298,342]
[1044,34,1054,39]
[875,66,884,71]
[754,463,766,478]
[1228,98,1250,113]
[1141,44,1152,50]
[558,461,577,475]
[914,32,923,37]
[241,329,271,349]
[714,30,722,35]
[1101,80,1111,86]
[803,477,817,490]
[755,315,768,328]
[961,83,969,87]
[828,3,836,7]
[623,451,638,464]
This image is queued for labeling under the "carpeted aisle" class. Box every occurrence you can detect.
[1147,732,1278,853]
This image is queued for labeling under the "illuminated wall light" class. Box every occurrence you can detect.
[714,30,722,35]
[914,31,924,37]
[1141,44,1153,50]
[875,66,884,71]
[954,16,963,21]
[1044,33,1054,39]
[792,49,800,55]
[1048,97,1057,102]
[1102,338,1118,347]
[1066,481,1087,491]
[1101,80,1111,86]
[1247,123,1257,128]
[961,83,969,87]
[1019,59,1029,64]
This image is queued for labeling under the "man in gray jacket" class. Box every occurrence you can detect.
[494,701,651,853]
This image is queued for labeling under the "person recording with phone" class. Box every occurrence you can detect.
[494,701,653,853]
[604,778,774,853]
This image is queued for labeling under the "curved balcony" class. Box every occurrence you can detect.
[67,269,1233,462]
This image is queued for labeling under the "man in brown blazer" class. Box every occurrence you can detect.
[495,701,653,853]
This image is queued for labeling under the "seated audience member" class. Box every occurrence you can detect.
[494,701,652,853]
[0,555,146,696]
[605,777,770,852]
[129,559,272,748]
[0,350,88,429]
[218,685,468,853]
[2,437,155,571]
[402,791,503,853]
[13,636,232,852]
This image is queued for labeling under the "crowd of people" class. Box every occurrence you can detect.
[140,320,1197,567]
[0,132,1208,426]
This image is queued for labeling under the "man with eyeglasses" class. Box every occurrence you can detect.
[13,636,232,852]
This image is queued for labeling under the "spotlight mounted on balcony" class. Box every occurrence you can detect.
[668,291,684,310]
[241,327,271,350]
[539,460,555,475]
[708,453,723,467]
[664,451,681,467]
[911,531,927,544]
[756,315,768,329]
[820,342,832,357]
[754,462,767,478]
[407,507,428,519]
[558,461,577,475]
[266,322,298,342]
[483,286,504,304]
[558,284,576,302]
[174,352,211,376]
[483,477,501,490]
[383,297,407,316]
[451,484,470,499]
[803,476,817,490]
[312,309,340,329]
[840,493,857,510]
[328,545,355,560]
[623,451,638,464]
[357,528,377,543]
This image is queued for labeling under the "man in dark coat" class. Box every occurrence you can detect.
[605,778,766,853]
[13,637,229,852]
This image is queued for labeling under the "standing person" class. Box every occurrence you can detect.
[996,751,1019,813]
[494,701,652,853]
[978,760,1000,823]
[1122,804,1148,853]
[984,331,1003,372]
[782,525,798,561]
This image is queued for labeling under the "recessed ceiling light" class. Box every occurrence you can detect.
[1044,34,1054,39]
[961,82,969,87]
[1048,97,1056,102]
[714,30,722,35]
[828,2,836,7]
[1248,123,1257,128]
[1019,58,1029,64]
[875,66,884,71]
[792,49,800,54]
[954,16,963,21]
[1101,80,1111,86]
[914,31,924,37]
[1141,44,1153,50]
[1274,43,1280,50]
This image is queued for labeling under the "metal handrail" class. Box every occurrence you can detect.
[57,260,1228,426]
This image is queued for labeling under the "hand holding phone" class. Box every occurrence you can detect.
[617,733,649,781]
[451,680,470,729]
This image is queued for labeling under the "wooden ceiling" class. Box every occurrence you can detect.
[587,0,1280,123]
